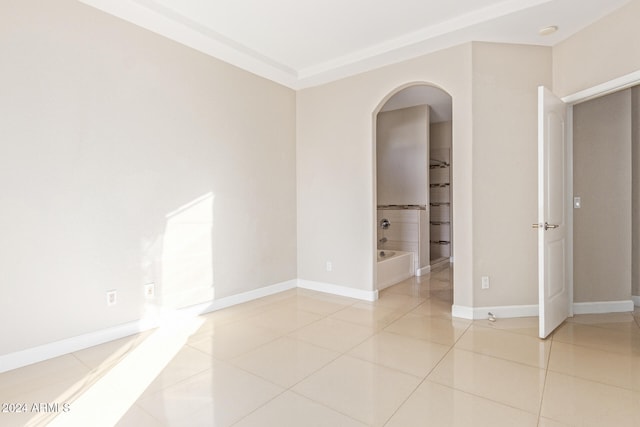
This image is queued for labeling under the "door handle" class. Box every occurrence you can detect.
[531,222,559,230]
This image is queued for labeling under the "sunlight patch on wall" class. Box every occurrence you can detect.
[27,193,217,425]
[160,192,215,309]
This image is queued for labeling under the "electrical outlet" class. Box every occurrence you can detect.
[481,276,490,289]
[144,283,155,299]
[106,290,117,306]
[325,261,333,272]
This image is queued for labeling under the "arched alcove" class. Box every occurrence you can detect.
[372,82,454,297]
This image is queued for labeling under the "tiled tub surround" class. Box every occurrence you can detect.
[377,206,429,277]
[1,264,640,426]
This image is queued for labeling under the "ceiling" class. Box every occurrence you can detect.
[79,0,630,89]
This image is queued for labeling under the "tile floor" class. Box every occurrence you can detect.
[2,265,640,426]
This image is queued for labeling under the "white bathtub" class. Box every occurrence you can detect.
[377,250,414,290]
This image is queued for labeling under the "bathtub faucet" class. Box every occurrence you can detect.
[378,237,387,244]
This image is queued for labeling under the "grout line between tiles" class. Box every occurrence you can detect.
[381,317,472,426]
[69,351,94,372]
[536,337,554,426]
[544,365,640,394]
[422,337,549,417]
[380,377,426,426]
[561,319,640,334]
[226,338,343,389]
[381,335,461,425]
[550,333,640,357]
[414,378,543,420]
[226,348,366,425]
[227,388,290,427]
[447,346,551,373]
[289,389,369,427]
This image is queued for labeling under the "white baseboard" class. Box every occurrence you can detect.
[0,279,297,374]
[10,278,631,374]
[452,299,637,321]
[415,265,431,276]
[451,305,474,319]
[0,318,149,375]
[573,300,634,314]
[452,304,538,320]
[297,279,378,302]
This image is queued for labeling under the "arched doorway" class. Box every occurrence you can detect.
[373,83,454,298]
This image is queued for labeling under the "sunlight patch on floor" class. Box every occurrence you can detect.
[31,313,204,427]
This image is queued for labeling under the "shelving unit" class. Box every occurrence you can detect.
[429,152,451,265]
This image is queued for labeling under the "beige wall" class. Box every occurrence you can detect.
[295,0,640,312]
[0,0,297,355]
[471,43,552,307]
[553,2,640,303]
[377,106,429,206]
[553,0,640,97]
[297,42,551,310]
[5,0,637,360]
[573,90,632,302]
[633,87,640,298]
[297,44,474,306]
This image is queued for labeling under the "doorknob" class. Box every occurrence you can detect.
[531,222,559,230]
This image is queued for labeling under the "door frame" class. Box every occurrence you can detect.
[559,70,640,317]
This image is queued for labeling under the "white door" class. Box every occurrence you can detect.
[537,86,570,339]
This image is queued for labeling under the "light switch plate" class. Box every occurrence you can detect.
[574,197,581,209]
